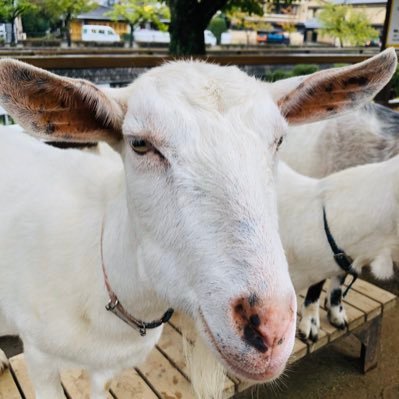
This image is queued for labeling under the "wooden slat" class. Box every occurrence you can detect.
[343,289,381,321]
[136,348,195,399]
[158,324,236,397]
[9,355,35,399]
[347,279,397,311]
[110,369,157,399]
[0,367,22,399]
[61,369,113,399]
[289,338,308,364]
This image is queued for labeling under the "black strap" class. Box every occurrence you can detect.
[323,207,358,297]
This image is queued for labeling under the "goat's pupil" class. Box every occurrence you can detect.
[277,137,284,148]
[131,139,149,154]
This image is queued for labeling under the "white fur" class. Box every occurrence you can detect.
[278,159,399,338]
[0,62,298,398]
[281,103,399,178]
[0,52,396,398]
[298,302,320,342]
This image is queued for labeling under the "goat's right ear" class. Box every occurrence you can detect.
[270,48,397,125]
[0,59,126,145]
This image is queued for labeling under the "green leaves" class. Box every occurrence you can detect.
[107,1,170,31]
[318,4,378,47]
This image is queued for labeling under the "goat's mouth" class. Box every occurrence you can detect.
[198,310,286,382]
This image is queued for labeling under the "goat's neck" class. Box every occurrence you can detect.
[101,189,167,322]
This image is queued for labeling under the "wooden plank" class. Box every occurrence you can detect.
[110,369,157,399]
[61,369,113,399]
[288,338,308,364]
[0,367,22,399]
[157,324,236,397]
[9,355,35,399]
[347,279,397,311]
[136,348,195,399]
[343,289,382,321]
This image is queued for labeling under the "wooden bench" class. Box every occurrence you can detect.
[0,279,396,399]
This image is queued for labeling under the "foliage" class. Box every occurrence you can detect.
[318,4,378,47]
[108,1,169,47]
[208,15,228,44]
[0,0,35,23]
[0,0,36,44]
[22,8,50,38]
[108,1,169,30]
[263,64,320,82]
[39,0,96,46]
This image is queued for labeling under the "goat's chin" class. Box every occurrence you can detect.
[197,310,287,383]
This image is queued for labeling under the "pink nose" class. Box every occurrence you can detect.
[232,294,295,353]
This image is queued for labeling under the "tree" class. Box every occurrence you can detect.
[0,0,36,45]
[318,4,378,47]
[22,8,51,38]
[166,0,265,55]
[107,1,169,48]
[40,0,96,47]
[208,14,228,45]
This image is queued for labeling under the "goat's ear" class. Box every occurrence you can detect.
[0,59,126,145]
[270,48,397,125]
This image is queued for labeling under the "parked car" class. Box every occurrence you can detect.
[133,28,217,46]
[82,25,120,42]
[257,30,290,45]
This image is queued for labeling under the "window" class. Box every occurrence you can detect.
[99,30,105,34]
[108,30,113,35]
[83,29,87,34]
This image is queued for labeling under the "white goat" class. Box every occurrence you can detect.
[278,159,399,341]
[0,51,396,399]
[281,102,399,178]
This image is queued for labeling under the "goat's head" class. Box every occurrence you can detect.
[0,49,396,382]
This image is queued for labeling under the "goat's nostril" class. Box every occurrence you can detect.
[249,314,261,328]
[235,303,244,315]
[277,338,284,345]
[243,324,268,353]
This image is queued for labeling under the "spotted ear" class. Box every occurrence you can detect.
[0,59,126,145]
[270,48,397,125]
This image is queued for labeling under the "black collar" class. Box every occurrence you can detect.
[323,207,358,297]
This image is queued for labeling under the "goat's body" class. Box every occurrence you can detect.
[281,103,399,178]
[0,129,161,382]
[279,158,399,340]
[279,157,399,292]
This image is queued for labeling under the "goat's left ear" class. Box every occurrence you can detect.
[270,48,397,125]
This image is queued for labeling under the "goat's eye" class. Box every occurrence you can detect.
[276,136,284,150]
[130,139,151,155]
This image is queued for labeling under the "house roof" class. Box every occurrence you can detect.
[76,5,125,21]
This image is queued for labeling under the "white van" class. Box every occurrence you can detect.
[82,25,120,42]
[133,28,217,46]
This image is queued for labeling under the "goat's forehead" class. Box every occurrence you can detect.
[123,61,285,144]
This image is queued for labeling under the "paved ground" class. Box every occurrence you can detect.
[1,270,398,399]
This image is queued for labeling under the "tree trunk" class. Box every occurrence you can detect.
[168,0,228,55]
[65,14,72,47]
[129,23,134,48]
[10,18,16,46]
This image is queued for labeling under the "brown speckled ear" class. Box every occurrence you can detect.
[0,59,125,144]
[275,48,397,125]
